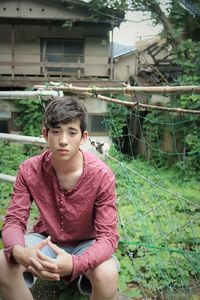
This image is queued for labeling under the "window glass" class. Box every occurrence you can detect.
[42,39,84,73]
[0,120,9,133]
[88,115,106,136]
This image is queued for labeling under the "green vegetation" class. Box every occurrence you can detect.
[106,148,200,298]
[14,98,45,137]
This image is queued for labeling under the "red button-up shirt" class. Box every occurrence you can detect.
[2,150,119,281]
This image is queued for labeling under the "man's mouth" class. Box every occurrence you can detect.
[58,149,69,153]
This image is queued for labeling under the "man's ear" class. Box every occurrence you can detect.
[42,127,48,142]
[81,131,88,144]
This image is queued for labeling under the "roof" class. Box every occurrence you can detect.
[0,0,123,27]
[178,0,200,17]
[113,43,136,58]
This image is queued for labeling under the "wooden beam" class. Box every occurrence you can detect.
[0,133,46,146]
[0,90,63,99]
[0,173,15,183]
[33,84,200,94]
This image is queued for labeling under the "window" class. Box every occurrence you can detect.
[12,112,23,131]
[41,39,84,74]
[88,115,107,136]
[0,120,10,133]
[0,112,11,133]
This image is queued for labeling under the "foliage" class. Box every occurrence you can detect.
[0,141,29,175]
[14,97,46,155]
[79,0,127,27]
[105,94,129,152]
[171,39,200,179]
[168,0,200,41]
[172,39,200,76]
[14,97,45,137]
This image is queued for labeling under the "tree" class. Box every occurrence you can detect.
[88,0,200,46]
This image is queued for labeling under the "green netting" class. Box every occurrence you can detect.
[106,154,200,298]
[100,92,200,299]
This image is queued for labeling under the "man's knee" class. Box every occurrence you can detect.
[0,250,9,284]
[0,250,23,285]
[88,258,118,287]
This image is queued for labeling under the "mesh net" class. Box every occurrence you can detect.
[99,92,200,299]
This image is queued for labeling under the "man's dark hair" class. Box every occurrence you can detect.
[43,97,88,134]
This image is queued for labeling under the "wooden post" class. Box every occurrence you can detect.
[110,28,114,80]
[11,25,15,79]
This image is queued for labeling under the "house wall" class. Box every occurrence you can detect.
[113,52,138,81]
[84,37,110,77]
[0,100,21,134]
[83,97,107,114]
[0,99,20,113]
[0,0,111,77]
[0,25,110,77]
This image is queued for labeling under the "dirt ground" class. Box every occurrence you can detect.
[0,279,131,300]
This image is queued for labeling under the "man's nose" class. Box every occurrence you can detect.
[59,134,68,145]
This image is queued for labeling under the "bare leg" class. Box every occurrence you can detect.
[87,257,118,300]
[0,250,33,300]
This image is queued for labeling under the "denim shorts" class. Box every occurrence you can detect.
[23,233,119,296]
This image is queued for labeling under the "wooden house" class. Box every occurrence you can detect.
[0,0,123,135]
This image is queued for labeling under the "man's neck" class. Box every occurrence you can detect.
[52,150,83,175]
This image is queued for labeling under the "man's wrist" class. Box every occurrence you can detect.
[12,245,25,263]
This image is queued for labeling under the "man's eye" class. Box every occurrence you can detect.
[70,132,76,136]
[52,130,59,134]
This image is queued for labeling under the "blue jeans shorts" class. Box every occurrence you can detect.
[23,233,119,296]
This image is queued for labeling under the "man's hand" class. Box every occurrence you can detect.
[12,236,51,269]
[27,240,73,280]
[12,237,60,281]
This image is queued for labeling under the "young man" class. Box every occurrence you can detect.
[0,97,119,300]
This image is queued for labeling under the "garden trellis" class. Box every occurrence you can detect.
[0,84,200,299]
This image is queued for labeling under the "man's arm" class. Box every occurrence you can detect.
[70,173,119,281]
[2,166,32,263]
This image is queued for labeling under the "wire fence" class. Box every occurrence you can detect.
[100,89,200,299]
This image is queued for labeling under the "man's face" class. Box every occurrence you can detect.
[42,120,88,162]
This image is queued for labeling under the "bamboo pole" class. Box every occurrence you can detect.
[33,84,200,95]
[0,90,63,99]
[97,94,200,114]
[0,133,46,146]
[0,173,15,183]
